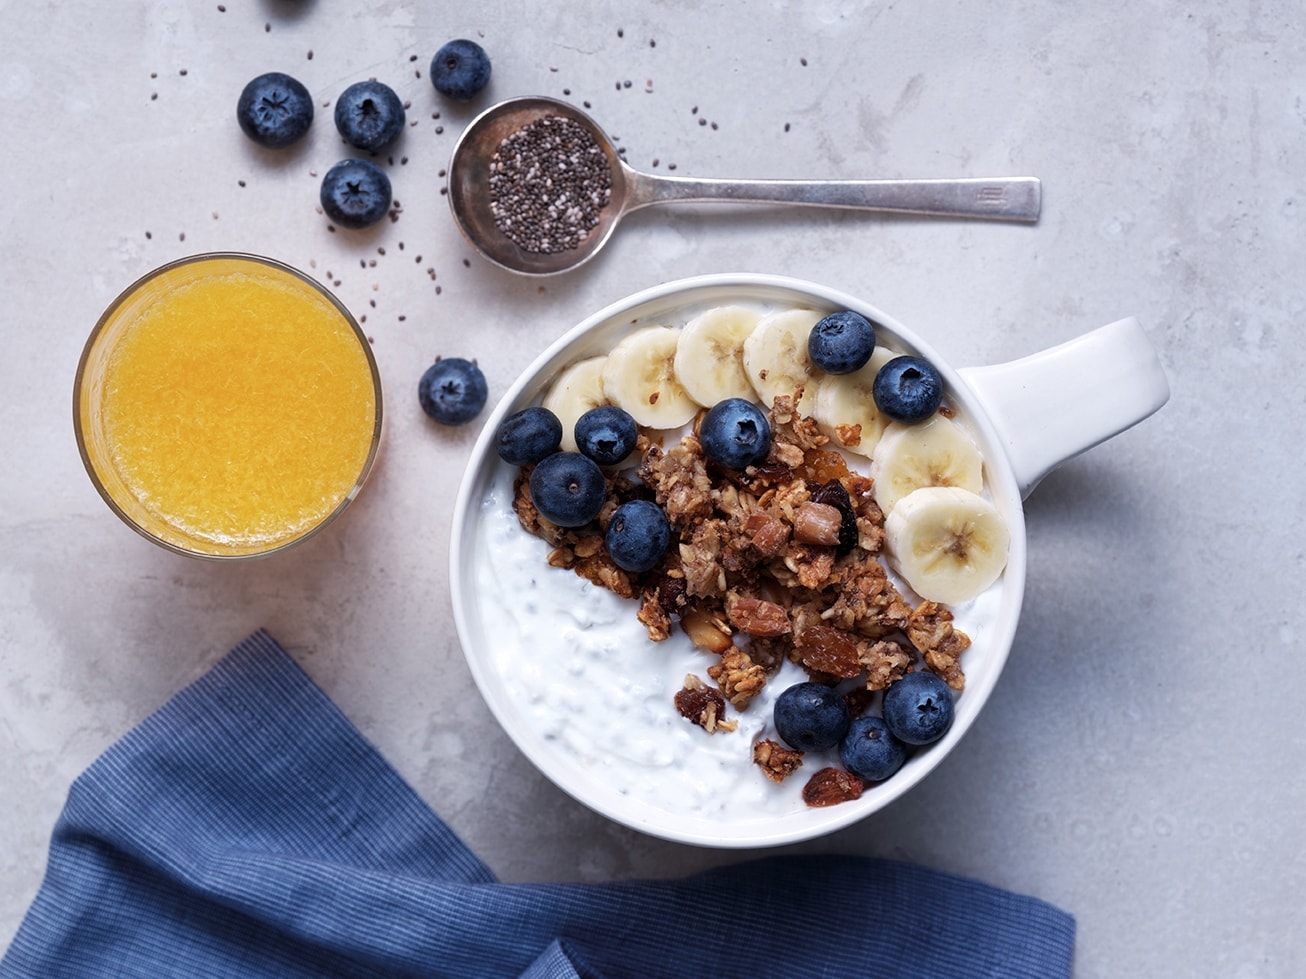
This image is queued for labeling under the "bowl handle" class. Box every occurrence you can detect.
[956,317,1170,499]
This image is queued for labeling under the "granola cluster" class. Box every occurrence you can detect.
[510,394,971,801]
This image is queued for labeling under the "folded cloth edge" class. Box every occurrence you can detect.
[2,629,1075,979]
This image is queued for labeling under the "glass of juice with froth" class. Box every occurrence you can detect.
[74,253,382,559]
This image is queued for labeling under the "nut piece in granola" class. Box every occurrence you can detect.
[801,767,865,807]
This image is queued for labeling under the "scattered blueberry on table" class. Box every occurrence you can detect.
[334,80,406,152]
[319,159,393,229]
[236,71,313,148]
[418,357,489,426]
[430,39,492,100]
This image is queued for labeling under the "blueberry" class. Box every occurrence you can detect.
[497,406,562,466]
[575,406,639,466]
[334,80,406,152]
[430,39,492,101]
[529,452,607,528]
[873,355,944,423]
[808,310,877,375]
[773,682,851,753]
[699,398,772,470]
[237,72,313,148]
[605,500,672,573]
[418,357,488,426]
[838,715,907,782]
[320,159,392,229]
[882,671,955,746]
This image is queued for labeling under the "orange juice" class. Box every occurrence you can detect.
[75,254,381,558]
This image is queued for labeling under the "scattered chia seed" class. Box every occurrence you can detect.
[486,115,614,255]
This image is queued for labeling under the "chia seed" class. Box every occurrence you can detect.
[486,115,614,255]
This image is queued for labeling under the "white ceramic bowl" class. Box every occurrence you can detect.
[450,274,1168,848]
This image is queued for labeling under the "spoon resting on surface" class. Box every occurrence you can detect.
[447,96,1042,276]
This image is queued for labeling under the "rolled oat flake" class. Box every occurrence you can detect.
[487,115,614,254]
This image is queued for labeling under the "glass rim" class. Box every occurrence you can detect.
[73,251,384,561]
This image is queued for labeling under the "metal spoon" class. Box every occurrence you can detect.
[447,96,1041,276]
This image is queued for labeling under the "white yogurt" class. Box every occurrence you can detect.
[469,459,1003,821]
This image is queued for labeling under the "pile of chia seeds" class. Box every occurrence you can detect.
[487,115,613,254]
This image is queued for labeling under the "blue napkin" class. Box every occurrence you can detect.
[1,631,1074,978]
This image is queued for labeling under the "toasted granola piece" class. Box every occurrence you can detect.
[639,438,714,528]
[674,675,737,733]
[753,738,803,783]
[726,595,791,637]
[679,519,727,598]
[680,607,734,654]
[779,540,836,591]
[637,589,674,642]
[741,634,789,674]
[860,639,914,691]
[802,767,865,807]
[707,646,769,709]
[907,600,972,690]
[770,393,829,452]
[821,550,912,638]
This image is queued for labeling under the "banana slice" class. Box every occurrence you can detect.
[869,415,984,516]
[884,486,1010,605]
[541,355,608,452]
[811,345,898,457]
[741,308,823,416]
[674,305,761,406]
[601,325,700,429]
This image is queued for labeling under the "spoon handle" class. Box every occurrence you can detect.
[624,172,1041,222]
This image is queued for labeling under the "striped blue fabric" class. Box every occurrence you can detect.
[1,631,1075,978]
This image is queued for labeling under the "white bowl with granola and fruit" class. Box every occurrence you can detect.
[451,274,1168,847]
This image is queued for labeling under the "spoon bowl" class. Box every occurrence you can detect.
[448,96,1042,276]
[448,97,627,275]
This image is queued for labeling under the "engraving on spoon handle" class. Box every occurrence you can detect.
[625,172,1041,222]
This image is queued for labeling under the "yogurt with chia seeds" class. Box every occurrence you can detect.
[453,285,1015,837]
